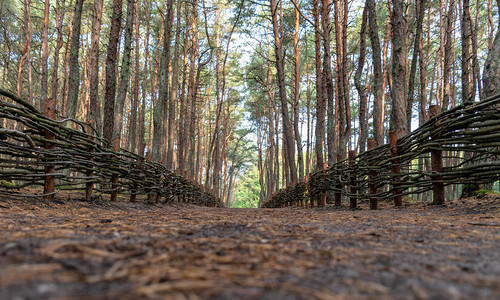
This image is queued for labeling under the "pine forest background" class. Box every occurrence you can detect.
[0,0,499,207]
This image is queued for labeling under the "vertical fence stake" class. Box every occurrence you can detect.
[43,98,56,201]
[321,163,327,206]
[146,151,154,204]
[85,123,94,201]
[389,131,403,206]
[429,105,445,205]
[349,150,357,209]
[334,154,342,206]
[305,174,310,208]
[110,137,120,201]
[130,156,139,202]
[367,138,378,210]
[302,175,308,208]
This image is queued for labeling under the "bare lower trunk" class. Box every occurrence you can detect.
[88,0,103,134]
[103,0,122,144]
[367,0,384,146]
[67,0,84,120]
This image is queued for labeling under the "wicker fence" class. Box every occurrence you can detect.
[262,94,500,208]
[0,89,223,207]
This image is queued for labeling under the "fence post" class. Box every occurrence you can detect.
[305,174,310,208]
[389,131,403,206]
[429,105,444,205]
[302,175,308,208]
[110,137,120,201]
[85,123,94,201]
[146,151,154,204]
[334,154,342,206]
[349,150,357,209]
[43,98,56,201]
[130,157,139,202]
[320,163,327,206]
[367,138,378,210]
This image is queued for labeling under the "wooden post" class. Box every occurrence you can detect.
[389,131,403,206]
[367,138,378,210]
[302,175,308,208]
[130,157,139,203]
[146,151,154,204]
[85,123,94,201]
[305,175,310,208]
[349,150,357,209]
[334,154,342,206]
[429,105,444,205]
[320,163,327,206]
[110,137,120,201]
[43,98,56,201]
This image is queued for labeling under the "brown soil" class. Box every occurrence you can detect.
[1,193,499,300]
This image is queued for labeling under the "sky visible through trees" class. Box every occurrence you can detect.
[0,0,499,207]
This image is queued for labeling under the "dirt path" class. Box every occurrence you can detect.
[1,195,499,299]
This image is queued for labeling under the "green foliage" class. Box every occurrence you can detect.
[231,166,260,208]
[474,189,499,196]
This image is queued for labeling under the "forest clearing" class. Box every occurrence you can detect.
[1,193,499,299]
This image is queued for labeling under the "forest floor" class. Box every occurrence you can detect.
[1,192,499,300]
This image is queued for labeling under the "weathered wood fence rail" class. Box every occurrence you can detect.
[0,89,223,207]
[262,94,500,208]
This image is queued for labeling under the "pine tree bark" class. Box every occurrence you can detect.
[166,0,183,170]
[41,0,50,111]
[152,0,175,163]
[461,0,473,103]
[323,0,335,164]
[88,0,103,134]
[113,0,135,144]
[270,0,297,184]
[355,6,368,152]
[67,0,84,120]
[128,0,140,154]
[366,0,384,146]
[390,0,408,136]
[51,0,66,102]
[313,0,325,170]
[483,25,500,97]
[406,0,425,130]
[443,0,455,110]
[293,6,304,181]
[103,0,123,144]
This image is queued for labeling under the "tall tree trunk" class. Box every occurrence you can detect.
[461,0,473,103]
[152,0,174,163]
[88,0,103,134]
[323,0,335,164]
[443,0,455,110]
[167,0,183,169]
[103,0,122,144]
[128,0,140,153]
[366,0,384,145]
[41,0,50,110]
[334,0,350,159]
[355,6,368,152]
[270,0,297,184]
[483,31,500,98]
[293,6,304,181]
[113,0,135,145]
[419,5,430,125]
[406,0,425,130]
[50,0,66,102]
[67,0,84,120]
[390,0,408,136]
[313,0,325,170]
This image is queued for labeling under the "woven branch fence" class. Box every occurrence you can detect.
[262,93,500,208]
[0,89,223,207]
